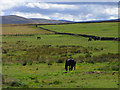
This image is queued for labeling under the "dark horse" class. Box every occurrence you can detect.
[65,59,76,71]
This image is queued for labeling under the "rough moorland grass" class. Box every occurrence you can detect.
[2,24,53,35]
[40,22,118,37]
[2,34,118,64]
[2,34,118,56]
[2,63,118,88]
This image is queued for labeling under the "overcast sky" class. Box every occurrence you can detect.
[0,0,119,21]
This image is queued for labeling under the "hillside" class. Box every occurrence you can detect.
[1,15,34,24]
[0,15,73,24]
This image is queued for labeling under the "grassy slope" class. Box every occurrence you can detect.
[40,22,118,37]
[2,24,53,35]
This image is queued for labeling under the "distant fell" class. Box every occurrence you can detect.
[1,15,73,24]
[1,15,34,24]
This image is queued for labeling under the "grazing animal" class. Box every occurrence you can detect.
[22,61,27,66]
[37,37,41,39]
[48,63,52,65]
[35,25,37,27]
[88,37,92,41]
[65,59,76,71]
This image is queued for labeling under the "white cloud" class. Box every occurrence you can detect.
[11,12,75,21]
[109,16,117,19]
[11,10,118,22]
[85,14,93,18]
[1,0,118,21]
[104,7,118,15]
[0,0,119,11]
[0,0,27,10]
[26,3,78,10]
[0,11,4,16]
[11,12,50,19]
[51,13,74,21]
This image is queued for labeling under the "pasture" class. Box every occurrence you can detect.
[40,22,118,37]
[2,63,118,88]
[2,24,53,35]
[2,23,119,88]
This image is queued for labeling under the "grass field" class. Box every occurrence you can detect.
[2,63,118,88]
[2,34,118,58]
[40,22,118,37]
[2,22,119,88]
[2,24,53,35]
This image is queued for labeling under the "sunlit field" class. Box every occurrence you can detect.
[40,22,118,37]
[2,22,119,88]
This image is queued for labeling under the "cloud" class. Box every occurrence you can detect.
[11,12,50,19]
[0,0,119,12]
[1,1,118,21]
[11,10,117,22]
[19,0,120,2]
[0,11,4,16]
[104,7,118,15]
[0,0,27,10]
[11,3,118,22]
[51,13,74,21]
[26,3,78,10]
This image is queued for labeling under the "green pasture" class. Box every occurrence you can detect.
[2,24,53,35]
[40,22,118,37]
[2,63,118,88]
[2,34,118,57]
[2,22,119,88]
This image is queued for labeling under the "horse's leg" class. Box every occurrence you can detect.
[74,61,76,70]
[65,65,68,71]
[71,65,73,71]
[69,66,71,71]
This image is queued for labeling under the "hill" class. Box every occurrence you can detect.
[1,15,73,24]
[1,15,34,24]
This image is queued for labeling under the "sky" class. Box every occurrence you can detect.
[0,0,119,21]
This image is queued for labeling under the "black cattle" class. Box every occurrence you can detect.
[22,61,27,66]
[37,37,41,39]
[65,59,76,71]
[88,37,92,41]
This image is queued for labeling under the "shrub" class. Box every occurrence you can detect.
[52,80,62,85]
[85,53,91,58]
[97,62,119,71]
[22,61,27,66]
[3,77,29,88]
[57,59,64,63]
[78,55,85,63]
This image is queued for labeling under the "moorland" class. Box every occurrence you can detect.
[2,22,119,88]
